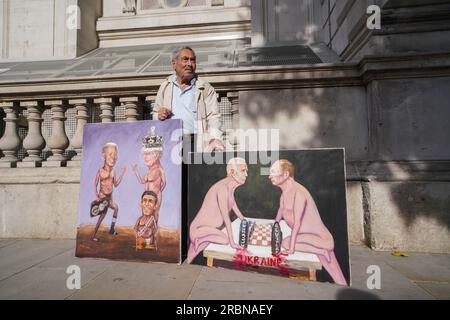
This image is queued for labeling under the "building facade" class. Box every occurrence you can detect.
[0,0,449,253]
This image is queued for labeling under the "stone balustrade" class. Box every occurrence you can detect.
[0,92,238,168]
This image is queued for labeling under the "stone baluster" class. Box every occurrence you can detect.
[120,96,141,122]
[0,102,21,167]
[17,101,46,167]
[227,91,239,129]
[145,96,157,120]
[95,97,115,123]
[67,99,89,166]
[43,100,70,167]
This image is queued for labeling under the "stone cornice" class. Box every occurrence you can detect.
[98,21,251,42]
[0,52,450,101]
[0,167,81,184]
[347,161,450,182]
[96,6,251,31]
[359,52,450,83]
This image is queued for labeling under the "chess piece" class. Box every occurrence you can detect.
[271,221,282,255]
[248,221,255,240]
[239,219,249,248]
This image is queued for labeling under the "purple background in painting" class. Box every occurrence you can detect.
[77,120,182,230]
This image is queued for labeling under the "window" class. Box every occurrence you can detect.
[141,0,207,10]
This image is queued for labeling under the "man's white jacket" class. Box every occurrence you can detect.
[153,76,223,150]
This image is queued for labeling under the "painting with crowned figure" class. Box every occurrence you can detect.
[76,120,182,264]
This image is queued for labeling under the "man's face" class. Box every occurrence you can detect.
[172,49,196,82]
[269,162,289,186]
[103,147,118,167]
[141,194,157,216]
[232,164,248,185]
[143,151,159,167]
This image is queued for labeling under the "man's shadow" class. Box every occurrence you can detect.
[336,288,381,300]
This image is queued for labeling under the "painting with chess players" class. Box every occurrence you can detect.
[187,150,351,285]
[76,119,183,264]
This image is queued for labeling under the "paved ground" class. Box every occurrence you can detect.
[0,239,448,300]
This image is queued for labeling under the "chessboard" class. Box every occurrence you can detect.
[249,223,273,247]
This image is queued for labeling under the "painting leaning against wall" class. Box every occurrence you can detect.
[187,149,351,285]
[76,119,183,264]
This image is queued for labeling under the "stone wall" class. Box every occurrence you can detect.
[0,168,80,239]
[0,0,101,60]
[235,63,450,253]
[98,0,251,47]
[251,0,450,62]
[0,167,366,246]
[239,86,368,161]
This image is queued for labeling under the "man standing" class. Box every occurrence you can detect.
[268,160,348,286]
[153,46,225,152]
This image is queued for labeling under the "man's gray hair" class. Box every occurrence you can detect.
[170,46,196,62]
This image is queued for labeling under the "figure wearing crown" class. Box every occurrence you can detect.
[132,127,166,225]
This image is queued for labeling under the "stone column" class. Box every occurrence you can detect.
[95,97,115,123]
[0,102,21,168]
[120,96,140,122]
[43,100,70,167]
[17,101,46,167]
[67,99,89,166]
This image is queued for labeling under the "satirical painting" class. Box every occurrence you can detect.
[187,150,350,285]
[76,120,182,264]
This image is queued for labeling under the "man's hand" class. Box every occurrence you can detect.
[158,107,173,121]
[208,139,225,151]
[229,240,242,250]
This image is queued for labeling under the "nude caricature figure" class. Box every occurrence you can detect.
[187,158,248,263]
[92,142,126,241]
[269,160,348,286]
[132,127,166,224]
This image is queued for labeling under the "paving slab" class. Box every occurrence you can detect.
[69,261,202,300]
[0,240,75,281]
[193,264,307,285]
[0,239,18,248]
[0,247,116,300]
[0,240,447,300]
[188,272,312,300]
[383,252,450,283]
[0,266,76,300]
[347,249,434,300]
[414,281,450,300]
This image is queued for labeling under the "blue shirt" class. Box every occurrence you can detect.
[170,75,197,135]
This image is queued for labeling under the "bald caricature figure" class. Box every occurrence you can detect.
[92,142,126,241]
[187,158,248,263]
[269,160,348,285]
